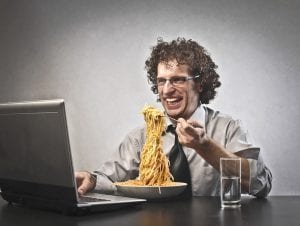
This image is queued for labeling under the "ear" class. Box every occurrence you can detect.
[196,82,203,93]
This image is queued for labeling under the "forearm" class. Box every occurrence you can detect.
[194,137,250,193]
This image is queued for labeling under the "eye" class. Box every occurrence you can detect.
[156,78,166,86]
[171,77,187,84]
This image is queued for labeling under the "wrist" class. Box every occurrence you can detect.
[195,137,211,154]
[199,135,210,146]
[87,171,97,190]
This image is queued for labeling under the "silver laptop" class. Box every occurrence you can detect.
[0,99,145,214]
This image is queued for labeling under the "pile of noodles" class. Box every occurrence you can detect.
[115,105,174,186]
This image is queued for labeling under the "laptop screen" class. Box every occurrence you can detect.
[0,99,78,204]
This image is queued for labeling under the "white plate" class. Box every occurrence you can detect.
[115,182,187,199]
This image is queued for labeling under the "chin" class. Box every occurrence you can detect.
[165,109,182,118]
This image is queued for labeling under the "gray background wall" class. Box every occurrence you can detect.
[0,0,299,195]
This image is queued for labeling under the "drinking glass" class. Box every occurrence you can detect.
[220,158,241,208]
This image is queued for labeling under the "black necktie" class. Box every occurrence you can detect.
[167,125,192,197]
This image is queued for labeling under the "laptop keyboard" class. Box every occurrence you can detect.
[79,196,109,203]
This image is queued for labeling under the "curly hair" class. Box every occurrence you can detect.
[145,37,221,104]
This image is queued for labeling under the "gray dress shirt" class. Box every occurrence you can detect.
[94,105,272,197]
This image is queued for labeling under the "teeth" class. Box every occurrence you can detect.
[166,98,180,105]
[166,98,177,102]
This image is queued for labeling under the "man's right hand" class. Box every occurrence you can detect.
[75,171,96,195]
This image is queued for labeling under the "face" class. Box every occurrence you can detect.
[157,60,201,119]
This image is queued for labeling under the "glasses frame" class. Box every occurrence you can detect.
[156,75,200,88]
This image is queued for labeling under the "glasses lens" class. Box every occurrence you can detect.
[156,76,197,87]
[157,78,166,86]
[171,77,187,85]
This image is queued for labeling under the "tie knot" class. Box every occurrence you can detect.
[166,125,176,134]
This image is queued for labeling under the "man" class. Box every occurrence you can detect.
[76,37,272,197]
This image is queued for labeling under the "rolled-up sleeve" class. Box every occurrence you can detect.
[248,155,272,198]
[225,120,272,197]
[93,127,145,194]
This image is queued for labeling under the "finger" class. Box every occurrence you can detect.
[76,172,93,195]
[177,118,198,135]
[177,118,190,131]
[176,119,188,136]
[178,118,203,129]
[77,177,90,195]
[186,119,204,128]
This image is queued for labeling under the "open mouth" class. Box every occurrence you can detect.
[164,97,182,109]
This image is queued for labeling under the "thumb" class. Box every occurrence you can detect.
[76,174,89,195]
[78,181,89,195]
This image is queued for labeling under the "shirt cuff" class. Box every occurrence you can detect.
[92,171,117,194]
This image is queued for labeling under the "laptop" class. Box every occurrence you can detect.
[0,99,146,214]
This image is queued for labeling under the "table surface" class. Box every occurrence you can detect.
[0,195,299,226]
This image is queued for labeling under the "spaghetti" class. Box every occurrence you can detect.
[115,105,174,186]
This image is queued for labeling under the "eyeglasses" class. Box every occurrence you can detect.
[156,75,200,87]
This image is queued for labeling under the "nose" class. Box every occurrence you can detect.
[162,80,175,94]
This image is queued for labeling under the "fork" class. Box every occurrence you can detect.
[161,115,179,123]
